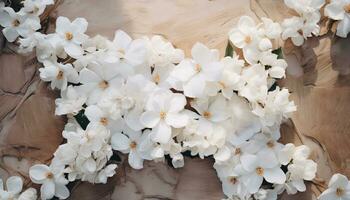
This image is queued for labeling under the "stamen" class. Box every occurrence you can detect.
[100,117,108,126]
[336,187,344,197]
[12,19,20,27]
[256,167,264,176]
[229,176,238,184]
[99,80,109,89]
[344,4,350,13]
[56,71,64,80]
[203,111,211,119]
[160,111,166,119]
[244,36,252,44]
[267,140,275,148]
[65,32,73,41]
[130,141,137,149]
[195,64,201,72]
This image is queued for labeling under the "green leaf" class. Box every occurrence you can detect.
[272,47,283,59]
[74,109,90,130]
[225,41,234,57]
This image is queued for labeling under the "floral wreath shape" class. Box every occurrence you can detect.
[0,0,349,199]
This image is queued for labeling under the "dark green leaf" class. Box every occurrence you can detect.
[74,109,90,130]
[225,41,234,57]
[272,47,283,59]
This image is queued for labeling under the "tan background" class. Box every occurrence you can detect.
[0,0,350,199]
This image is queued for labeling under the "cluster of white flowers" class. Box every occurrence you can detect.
[0,176,37,200]
[325,0,350,38]
[0,0,348,200]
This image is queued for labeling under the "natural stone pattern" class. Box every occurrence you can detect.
[0,0,349,199]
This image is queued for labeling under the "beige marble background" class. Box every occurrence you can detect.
[0,0,350,199]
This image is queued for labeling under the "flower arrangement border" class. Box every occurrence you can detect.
[0,0,349,200]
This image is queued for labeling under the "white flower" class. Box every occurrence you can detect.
[140,90,188,143]
[260,17,282,40]
[78,64,123,105]
[319,174,350,200]
[104,30,147,76]
[18,188,37,200]
[229,16,259,49]
[239,64,268,102]
[21,0,54,16]
[221,176,249,199]
[281,14,321,46]
[284,0,325,16]
[55,85,86,115]
[254,189,278,200]
[85,104,120,130]
[29,164,70,200]
[259,51,287,79]
[39,60,79,90]
[55,16,88,58]
[97,164,117,184]
[111,128,146,169]
[0,7,40,42]
[325,0,350,37]
[207,55,244,99]
[169,42,223,98]
[240,149,286,193]
[0,176,23,199]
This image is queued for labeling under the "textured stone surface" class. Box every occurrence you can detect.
[1,0,349,199]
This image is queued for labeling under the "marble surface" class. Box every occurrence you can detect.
[0,0,350,199]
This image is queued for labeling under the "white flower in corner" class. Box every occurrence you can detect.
[39,60,79,90]
[229,16,259,49]
[55,85,87,115]
[240,149,286,193]
[284,0,325,16]
[0,7,40,42]
[29,164,70,200]
[55,16,88,58]
[169,42,223,98]
[325,0,350,38]
[0,176,24,199]
[111,128,147,169]
[20,0,54,16]
[319,173,350,200]
[140,90,189,143]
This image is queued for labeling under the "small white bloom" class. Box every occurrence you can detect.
[284,0,325,16]
[20,0,54,16]
[55,16,88,58]
[140,90,188,143]
[39,60,79,90]
[0,7,40,42]
[325,0,350,37]
[29,164,70,200]
[319,173,350,200]
[169,42,223,98]
[18,188,37,200]
[0,176,23,200]
[97,164,117,184]
[55,85,86,115]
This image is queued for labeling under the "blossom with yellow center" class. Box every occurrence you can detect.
[65,32,73,41]
[99,80,109,89]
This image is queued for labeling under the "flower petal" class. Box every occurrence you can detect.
[140,111,160,128]
[165,112,188,128]
[128,150,144,169]
[6,176,23,194]
[264,167,286,184]
[150,121,172,144]
[111,132,130,152]
[29,164,50,184]
[40,181,55,200]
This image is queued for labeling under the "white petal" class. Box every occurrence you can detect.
[264,167,286,184]
[291,35,304,46]
[140,111,160,128]
[170,60,196,82]
[242,173,263,194]
[168,93,186,113]
[2,27,19,42]
[40,181,55,200]
[56,16,71,34]
[6,176,23,194]
[165,112,188,128]
[72,18,88,33]
[319,188,338,200]
[125,108,144,131]
[191,42,213,65]
[336,15,350,38]
[84,105,104,122]
[128,150,144,169]
[55,184,70,199]
[214,146,231,163]
[324,3,345,20]
[64,43,83,59]
[329,173,349,188]
[183,74,206,98]
[241,154,258,172]
[113,30,132,50]
[79,68,101,84]
[111,132,130,151]
[151,121,172,144]
[258,149,279,168]
[125,39,147,66]
[29,164,50,184]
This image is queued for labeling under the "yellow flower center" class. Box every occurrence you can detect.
[130,141,137,149]
[65,32,73,41]
[234,148,241,155]
[244,36,252,44]
[219,81,226,89]
[195,64,201,72]
[336,187,345,197]
[267,140,275,148]
[256,167,264,176]
[99,80,109,89]
[56,70,64,80]
[160,111,166,119]
[12,19,20,27]
[118,49,125,59]
[153,73,160,84]
[46,172,54,179]
[229,176,238,184]
[100,117,108,126]
[344,4,350,13]
[203,111,211,119]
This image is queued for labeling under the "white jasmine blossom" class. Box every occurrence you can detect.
[325,0,350,37]
[319,173,350,200]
